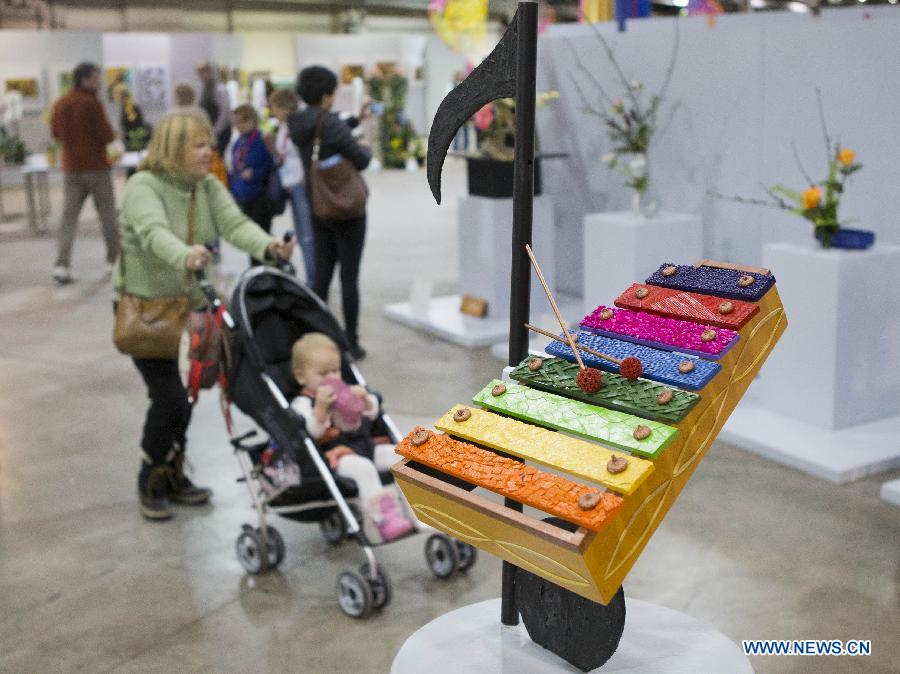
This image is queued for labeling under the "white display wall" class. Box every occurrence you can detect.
[294,33,435,134]
[537,7,900,297]
[0,31,103,151]
[0,30,242,154]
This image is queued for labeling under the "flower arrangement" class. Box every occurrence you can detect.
[367,68,413,169]
[571,23,679,213]
[710,91,865,249]
[472,91,560,162]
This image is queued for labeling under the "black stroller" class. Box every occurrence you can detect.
[197,266,477,618]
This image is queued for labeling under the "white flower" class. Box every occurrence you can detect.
[601,152,618,166]
[627,155,646,176]
[629,80,643,91]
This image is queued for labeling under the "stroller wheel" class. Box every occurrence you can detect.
[319,509,347,546]
[235,526,268,575]
[360,563,392,610]
[336,570,374,619]
[258,526,285,569]
[425,533,459,579]
[455,541,478,571]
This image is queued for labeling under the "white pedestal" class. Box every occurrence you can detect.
[881,479,900,507]
[392,598,752,674]
[721,396,900,483]
[383,295,510,348]
[758,242,900,429]
[582,210,702,315]
[722,242,900,483]
[458,195,556,320]
[384,195,556,348]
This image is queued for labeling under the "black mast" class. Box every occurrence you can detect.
[502,0,539,627]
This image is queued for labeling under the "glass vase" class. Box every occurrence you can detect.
[620,153,659,218]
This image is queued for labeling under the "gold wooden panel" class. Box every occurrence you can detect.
[435,405,654,495]
[393,461,605,602]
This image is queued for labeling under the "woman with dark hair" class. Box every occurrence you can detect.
[289,66,371,360]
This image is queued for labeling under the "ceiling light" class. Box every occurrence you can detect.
[787,1,809,10]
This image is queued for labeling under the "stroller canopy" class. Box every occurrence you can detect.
[230,268,352,401]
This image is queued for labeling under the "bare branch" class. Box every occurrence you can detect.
[586,21,641,110]
[567,39,614,107]
[815,88,833,166]
[657,19,680,106]
[656,100,681,142]
[791,141,815,186]
[707,189,788,211]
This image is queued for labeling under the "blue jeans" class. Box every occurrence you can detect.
[287,182,315,285]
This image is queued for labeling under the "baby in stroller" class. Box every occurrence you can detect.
[289,332,416,542]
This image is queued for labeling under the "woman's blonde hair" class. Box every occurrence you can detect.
[139,109,213,175]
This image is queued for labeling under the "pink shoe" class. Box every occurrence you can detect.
[374,492,414,542]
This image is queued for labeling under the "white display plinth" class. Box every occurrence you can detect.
[881,479,900,507]
[392,598,752,674]
[721,396,900,483]
[383,295,509,348]
[458,195,556,320]
[722,242,900,483]
[582,211,702,315]
[384,195,556,348]
[758,242,900,429]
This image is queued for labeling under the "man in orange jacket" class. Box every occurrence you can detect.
[50,62,120,284]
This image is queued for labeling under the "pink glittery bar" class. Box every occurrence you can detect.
[582,305,738,356]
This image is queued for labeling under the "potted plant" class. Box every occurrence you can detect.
[711,91,871,250]
[0,128,28,165]
[464,91,559,198]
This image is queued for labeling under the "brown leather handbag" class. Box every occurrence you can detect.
[309,111,368,222]
[113,189,195,359]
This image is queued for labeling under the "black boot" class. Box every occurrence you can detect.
[167,445,213,505]
[138,461,174,521]
[348,341,367,361]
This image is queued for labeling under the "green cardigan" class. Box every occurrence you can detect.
[114,171,273,309]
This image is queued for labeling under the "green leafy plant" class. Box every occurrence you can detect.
[0,129,28,164]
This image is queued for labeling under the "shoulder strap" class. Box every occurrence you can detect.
[312,110,328,163]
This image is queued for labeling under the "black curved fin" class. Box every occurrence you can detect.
[426,8,521,204]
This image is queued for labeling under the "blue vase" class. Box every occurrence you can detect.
[816,228,875,250]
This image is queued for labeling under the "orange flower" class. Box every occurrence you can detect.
[802,186,821,210]
[838,147,856,166]
[837,148,855,166]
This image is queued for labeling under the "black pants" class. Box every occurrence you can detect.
[312,215,366,345]
[241,193,273,266]
[133,357,192,464]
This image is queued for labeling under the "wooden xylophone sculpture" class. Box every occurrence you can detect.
[392,259,787,669]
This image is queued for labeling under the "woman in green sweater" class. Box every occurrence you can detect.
[116,109,294,520]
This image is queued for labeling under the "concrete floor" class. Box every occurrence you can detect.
[0,161,898,673]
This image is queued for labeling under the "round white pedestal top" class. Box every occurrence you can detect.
[392,597,752,673]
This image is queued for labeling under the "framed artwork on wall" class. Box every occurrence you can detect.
[105,66,134,101]
[137,64,167,107]
[4,78,40,99]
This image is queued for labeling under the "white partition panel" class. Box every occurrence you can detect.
[537,7,900,298]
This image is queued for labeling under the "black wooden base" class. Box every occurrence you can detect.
[515,519,626,672]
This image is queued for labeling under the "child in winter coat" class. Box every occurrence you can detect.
[229,104,274,246]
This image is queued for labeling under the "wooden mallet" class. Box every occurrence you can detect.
[524,244,603,392]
